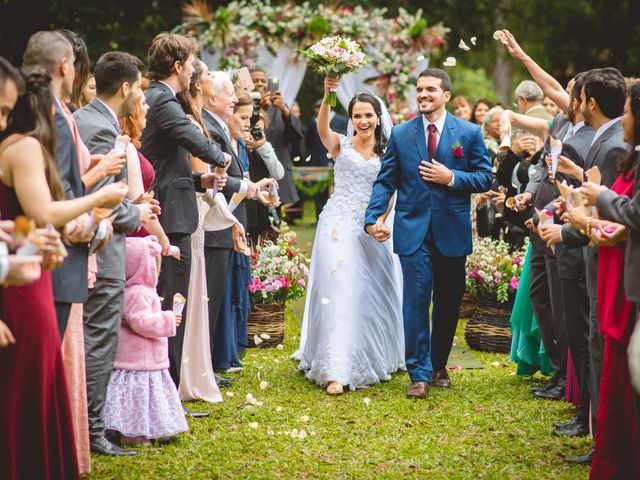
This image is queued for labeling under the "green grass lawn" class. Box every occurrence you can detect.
[90,203,590,479]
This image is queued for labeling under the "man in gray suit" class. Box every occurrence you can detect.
[551,67,628,465]
[74,51,155,456]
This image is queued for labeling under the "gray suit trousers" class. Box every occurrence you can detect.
[83,278,125,440]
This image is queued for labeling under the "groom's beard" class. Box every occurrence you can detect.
[418,98,445,116]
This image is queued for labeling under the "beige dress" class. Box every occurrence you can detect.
[178,192,223,403]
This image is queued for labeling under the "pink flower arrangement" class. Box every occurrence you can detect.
[466,237,529,303]
[249,226,309,307]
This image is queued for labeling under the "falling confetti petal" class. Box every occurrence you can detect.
[337,256,345,262]
[260,381,269,390]
[363,397,371,406]
[331,229,339,240]
[249,422,259,429]
[202,295,209,301]
[360,202,368,211]
[293,156,300,162]
[416,55,425,61]
[442,57,456,67]
[471,36,477,45]
[182,356,189,364]
[304,156,311,162]
[276,344,284,350]
[326,153,332,159]
[201,372,208,377]
[300,415,309,423]
[330,267,338,275]
[321,298,330,304]
[493,30,505,40]
[260,333,271,340]
[458,39,470,51]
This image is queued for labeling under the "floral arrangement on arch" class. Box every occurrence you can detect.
[174,1,449,98]
[248,225,310,308]
[465,237,528,304]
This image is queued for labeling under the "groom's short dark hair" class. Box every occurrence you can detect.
[418,68,452,93]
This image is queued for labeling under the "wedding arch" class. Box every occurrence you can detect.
[173,0,449,116]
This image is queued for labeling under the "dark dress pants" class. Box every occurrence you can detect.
[157,232,192,387]
[204,247,233,363]
[55,301,72,340]
[529,248,567,376]
[588,295,605,435]
[560,277,590,424]
[399,234,466,382]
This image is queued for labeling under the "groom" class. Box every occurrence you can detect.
[365,68,492,399]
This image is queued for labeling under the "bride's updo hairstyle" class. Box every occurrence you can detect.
[348,92,387,157]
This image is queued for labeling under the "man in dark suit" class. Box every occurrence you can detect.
[140,33,229,391]
[304,100,348,217]
[549,67,628,465]
[250,69,305,208]
[534,74,594,437]
[365,68,493,399]
[201,71,274,375]
[74,51,155,456]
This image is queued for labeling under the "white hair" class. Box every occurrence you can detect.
[482,106,504,137]
[514,80,544,102]
[210,70,233,96]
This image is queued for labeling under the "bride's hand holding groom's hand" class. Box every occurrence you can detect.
[366,218,391,243]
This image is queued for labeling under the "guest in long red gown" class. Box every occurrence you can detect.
[0,66,127,480]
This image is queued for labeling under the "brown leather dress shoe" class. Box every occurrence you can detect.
[431,369,451,388]
[407,381,429,399]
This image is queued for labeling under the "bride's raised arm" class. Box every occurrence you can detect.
[317,76,342,160]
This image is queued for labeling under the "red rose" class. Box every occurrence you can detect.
[453,146,464,158]
[434,38,443,47]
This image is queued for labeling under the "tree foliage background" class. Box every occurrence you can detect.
[1,0,638,113]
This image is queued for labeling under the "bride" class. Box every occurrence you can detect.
[294,76,405,395]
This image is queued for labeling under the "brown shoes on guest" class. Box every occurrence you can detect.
[407,381,429,399]
[431,369,451,388]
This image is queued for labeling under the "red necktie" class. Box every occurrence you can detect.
[427,123,437,160]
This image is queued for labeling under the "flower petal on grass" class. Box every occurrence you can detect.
[226,391,234,397]
[363,397,371,406]
[300,415,309,423]
[276,344,284,350]
[260,381,269,390]
[249,422,259,429]
[298,429,307,439]
[276,406,284,412]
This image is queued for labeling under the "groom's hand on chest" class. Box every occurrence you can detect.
[418,159,454,185]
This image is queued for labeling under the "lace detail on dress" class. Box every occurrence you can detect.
[318,135,381,234]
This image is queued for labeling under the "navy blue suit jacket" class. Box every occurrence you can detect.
[365,113,492,257]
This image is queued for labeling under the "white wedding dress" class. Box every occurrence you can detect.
[295,135,405,389]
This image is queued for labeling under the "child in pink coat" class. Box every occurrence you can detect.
[103,236,188,445]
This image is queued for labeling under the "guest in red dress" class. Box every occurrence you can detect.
[0,66,127,480]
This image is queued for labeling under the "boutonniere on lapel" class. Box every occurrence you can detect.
[452,141,464,158]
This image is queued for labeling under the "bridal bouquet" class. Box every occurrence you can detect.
[248,227,310,307]
[465,237,528,303]
[302,35,370,107]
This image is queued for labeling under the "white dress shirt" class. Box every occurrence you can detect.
[204,108,248,193]
[158,80,177,98]
[423,110,455,187]
[591,116,621,146]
